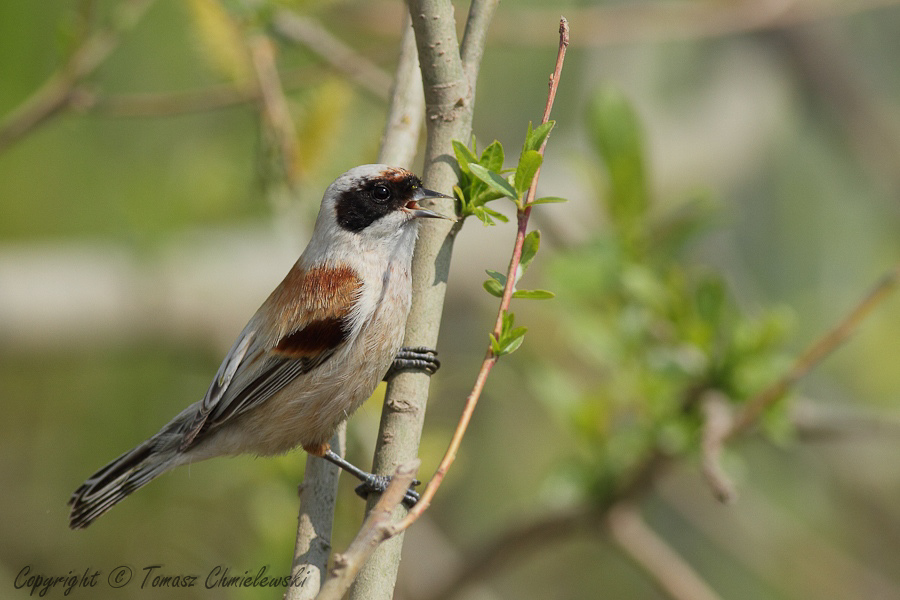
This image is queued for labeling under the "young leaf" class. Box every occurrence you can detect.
[486,269,508,285]
[500,332,525,355]
[531,196,567,205]
[514,150,543,196]
[480,140,505,173]
[489,333,503,355]
[513,289,556,300]
[471,206,496,226]
[481,205,509,223]
[453,140,478,174]
[469,163,518,199]
[483,279,505,297]
[589,86,649,241]
[520,230,541,272]
[524,121,555,153]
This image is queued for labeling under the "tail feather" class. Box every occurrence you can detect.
[68,439,175,529]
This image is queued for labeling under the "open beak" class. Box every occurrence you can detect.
[404,187,457,221]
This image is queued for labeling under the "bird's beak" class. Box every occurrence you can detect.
[404,187,457,221]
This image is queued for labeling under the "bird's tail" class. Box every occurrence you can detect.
[68,438,176,529]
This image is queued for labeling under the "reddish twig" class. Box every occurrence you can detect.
[389,17,570,536]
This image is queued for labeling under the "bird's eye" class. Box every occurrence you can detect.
[372,185,391,202]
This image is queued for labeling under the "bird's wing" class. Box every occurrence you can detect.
[179,263,362,450]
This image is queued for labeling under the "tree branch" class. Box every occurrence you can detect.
[288,425,346,600]
[329,0,900,48]
[288,16,425,598]
[246,33,300,189]
[390,16,569,535]
[700,391,737,503]
[271,10,392,101]
[315,461,420,600]
[346,1,495,597]
[728,264,900,437]
[607,503,724,600]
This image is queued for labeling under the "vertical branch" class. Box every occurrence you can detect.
[288,14,425,599]
[379,16,426,167]
[348,1,498,598]
[288,425,346,600]
[391,16,569,534]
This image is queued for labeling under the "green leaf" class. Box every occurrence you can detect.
[483,279,504,297]
[500,332,525,355]
[469,163,518,199]
[589,86,649,243]
[489,333,503,354]
[486,269,508,285]
[481,205,509,223]
[452,140,478,174]
[471,206,496,226]
[531,196,567,205]
[520,230,541,272]
[524,121,555,153]
[514,150,543,196]
[513,289,555,300]
[480,140,505,172]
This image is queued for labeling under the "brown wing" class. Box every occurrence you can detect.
[179,263,362,450]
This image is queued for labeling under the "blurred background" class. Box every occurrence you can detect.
[2,1,899,599]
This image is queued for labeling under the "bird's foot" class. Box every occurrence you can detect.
[354,474,420,509]
[384,346,440,381]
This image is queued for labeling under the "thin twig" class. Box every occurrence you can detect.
[608,503,724,600]
[271,10,392,101]
[390,16,570,536]
[247,33,300,188]
[0,0,156,153]
[700,391,737,503]
[728,264,900,437]
[314,460,420,600]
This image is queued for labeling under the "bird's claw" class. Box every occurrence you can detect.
[354,474,420,508]
[384,346,441,381]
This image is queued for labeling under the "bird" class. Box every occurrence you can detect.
[68,164,453,529]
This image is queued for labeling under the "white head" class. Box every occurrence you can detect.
[305,164,453,261]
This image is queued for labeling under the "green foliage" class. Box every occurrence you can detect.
[490,311,527,357]
[534,87,795,501]
[453,121,565,222]
[589,86,650,254]
[454,124,565,361]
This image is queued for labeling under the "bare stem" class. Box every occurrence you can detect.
[608,503,724,600]
[287,425,346,600]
